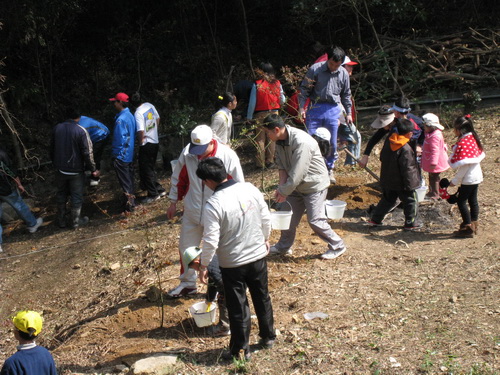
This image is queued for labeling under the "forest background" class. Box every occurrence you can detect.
[0,0,499,167]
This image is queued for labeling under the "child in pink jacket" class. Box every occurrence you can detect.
[421,113,449,199]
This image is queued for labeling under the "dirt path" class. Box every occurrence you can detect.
[0,107,499,374]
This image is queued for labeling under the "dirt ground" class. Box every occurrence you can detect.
[0,107,499,375]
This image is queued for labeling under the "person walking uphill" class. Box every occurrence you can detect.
[298,46,352,183]
[50,109,97,229]
[261,114,346,260]
[0,147,43,252]
[131,92,166,203]
[196,157,275,361]
[166,125,244,298]
[246,62,285,169]
[1,310,57,375]
[110,92,136,213]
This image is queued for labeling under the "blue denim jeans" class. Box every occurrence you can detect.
[0,189,37,244]
[306,102,341,169]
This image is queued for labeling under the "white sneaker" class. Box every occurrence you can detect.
[269,245,293,256]
[167,282,197,298]
[90,179,99,186]
[0,244,3,253]
[28,217,43,234]
[321,246,346,260]
[328,169,336,184]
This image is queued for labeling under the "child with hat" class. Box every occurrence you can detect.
[183,246,230,336]
[2,310,57,375]
[421,113,449,200]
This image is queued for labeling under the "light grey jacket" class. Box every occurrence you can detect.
[275,125,330,196]
[201,181,271,269]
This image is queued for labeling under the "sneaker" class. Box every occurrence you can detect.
[269,245,293,256]
[367,219,383,227]
[159,190,167,198]
[167,282,197,298]
[28,217,43,233]
[140,196,160,204]
[0,244,3,253]
[403,222,423,231]
[89,179,100,186]
[321,247,347,260]
[222,350,251,361]
[328,169,336,184]
[258,337,275,349]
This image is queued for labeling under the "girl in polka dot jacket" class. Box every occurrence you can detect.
[447,115,485,238]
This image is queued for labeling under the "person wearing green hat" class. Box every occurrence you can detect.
[183,247,230,336]
[1,310,57,375]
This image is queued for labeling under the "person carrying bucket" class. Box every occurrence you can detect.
[261,114,346,260]
[183,246,230,337]
[195,157,275,361]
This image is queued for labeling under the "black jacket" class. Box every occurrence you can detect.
[379,137,420,191]
[0,147,16,196]
[50,120,96,173]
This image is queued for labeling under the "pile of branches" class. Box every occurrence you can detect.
[350,28,500,105]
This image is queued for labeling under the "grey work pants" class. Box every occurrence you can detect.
[274,189,344,252]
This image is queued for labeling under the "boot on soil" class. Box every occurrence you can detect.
[471,221,479,235]
[57,203,67,228]
[71,207,89,229]
[453,224,474,238]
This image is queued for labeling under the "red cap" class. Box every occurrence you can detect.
[109,92,129,102]
[342,56,358,66]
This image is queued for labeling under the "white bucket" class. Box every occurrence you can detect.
[325,200,347,219]
[189,301,217,328]
[170,159,178,172]
[270,201,293,230]
[416,186,428,202]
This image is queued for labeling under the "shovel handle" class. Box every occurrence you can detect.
[340,146,380,182]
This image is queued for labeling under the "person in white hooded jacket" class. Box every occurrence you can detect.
[166,125,244,297]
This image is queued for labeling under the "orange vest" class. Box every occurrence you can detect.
[255,79,281,111]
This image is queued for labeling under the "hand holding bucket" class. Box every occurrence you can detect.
[270,201,293,230]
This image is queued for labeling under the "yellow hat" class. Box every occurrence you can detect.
[12,310,43,336]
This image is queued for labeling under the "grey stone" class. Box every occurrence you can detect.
[130,354,178,375]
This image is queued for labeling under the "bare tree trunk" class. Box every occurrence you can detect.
[0,92,24,169]
[239,0,255,79]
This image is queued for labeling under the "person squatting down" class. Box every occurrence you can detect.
[261,114,347,260]
[166,125,244,298]
[195,157,275,361]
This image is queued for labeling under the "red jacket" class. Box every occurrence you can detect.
[255,79,282,111]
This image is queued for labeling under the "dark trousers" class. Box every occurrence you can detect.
[90,138,108,182]
[457,184,479,224]
[371,188,418,226]
[138,143,164,197]
[55,171,85,208]
[113,158,135,211]
[221,257,275,356]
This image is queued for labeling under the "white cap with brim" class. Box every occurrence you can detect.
[314,127,331,141]
[342,56,359,66]
[371,113,395,129]
[422,113,444,130]
[189,125,213,155]
[182,246,202,271]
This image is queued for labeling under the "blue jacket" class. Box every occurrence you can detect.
[50,119,96,173]
[79,116,110,143]
[111,108,136,162]
[0,345,57,375]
